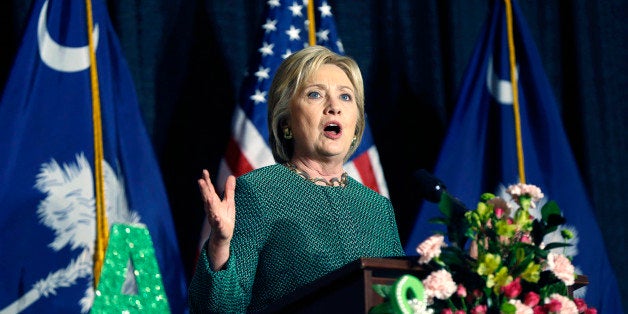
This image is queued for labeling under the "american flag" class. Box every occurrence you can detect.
[198,0,388,250]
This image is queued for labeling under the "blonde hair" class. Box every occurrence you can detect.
[268,45,365,163]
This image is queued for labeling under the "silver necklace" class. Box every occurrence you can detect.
[285,163,348,187]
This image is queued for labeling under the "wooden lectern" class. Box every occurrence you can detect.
[266,256,589,313]
[266,257,429,313]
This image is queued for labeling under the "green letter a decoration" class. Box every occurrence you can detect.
[91,223,170,313]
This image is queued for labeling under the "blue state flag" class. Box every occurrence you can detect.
[0,0,187,312]
[405,0,622,312]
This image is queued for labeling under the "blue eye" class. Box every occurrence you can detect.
[340,94,352,101]
[307,91,321,99]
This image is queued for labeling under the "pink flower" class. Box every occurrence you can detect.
[455,311,465,314]
[472,289,483,299]
[573,298,587,312]
[546,253,575,286]
[533,305,548,314]
[456,284,467,298]
[520,233,532,243]
[470,304,488,314]
[416,234,446,264]
[507,183,544,201]
[441,309,453,314]
[584,308,597,314]
[495,207,505,218]
[422,269,457,301]
[507,183,545,208]
[524,291,541,307]
[488,197,511,217]
[546,294,578,313]
[501,277,522,299]
[544,299,562,313]
[508,184,523,195]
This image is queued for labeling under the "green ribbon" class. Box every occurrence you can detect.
[369,274,426,314]
[391,274,425,314]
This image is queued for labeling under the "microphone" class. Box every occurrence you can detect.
[413,169,470,210]
[413,169,447,203]
[413,169,471,248]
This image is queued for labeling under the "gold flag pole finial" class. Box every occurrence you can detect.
[85,0,108,287]
[504,0,526,184]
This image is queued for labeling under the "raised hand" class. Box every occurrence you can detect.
[198,169,236,270]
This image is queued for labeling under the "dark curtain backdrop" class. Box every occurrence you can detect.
[1,0,626,309]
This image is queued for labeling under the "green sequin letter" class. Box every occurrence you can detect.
[91,223,170,313]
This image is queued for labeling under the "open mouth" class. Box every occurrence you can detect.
[324,122,342,138]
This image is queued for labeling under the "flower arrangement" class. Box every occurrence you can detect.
[371,183,595,314]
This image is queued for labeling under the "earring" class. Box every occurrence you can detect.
[350,136,357,147]
[283,127,293,139]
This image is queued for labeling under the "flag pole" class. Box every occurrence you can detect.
[504,0,526,183]
[85,0,108,286]
[307,0,316,45]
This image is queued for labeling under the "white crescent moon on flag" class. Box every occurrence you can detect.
[37,0,99,73]
[486,56,517,105]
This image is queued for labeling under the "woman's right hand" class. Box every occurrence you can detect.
[198,169,236,270]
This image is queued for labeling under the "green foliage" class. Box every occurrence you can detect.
[372,283,393,298]
[370,183,590,313]
[438,193,470,249]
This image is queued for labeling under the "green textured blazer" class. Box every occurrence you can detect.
[188,164,404,313]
